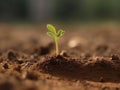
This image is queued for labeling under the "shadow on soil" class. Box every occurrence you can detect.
[37,55,120,83]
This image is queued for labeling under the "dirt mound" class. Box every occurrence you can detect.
[37,55,120,83]
[37,55,82,79]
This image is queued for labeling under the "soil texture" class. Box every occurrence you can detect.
[0,24,120,90]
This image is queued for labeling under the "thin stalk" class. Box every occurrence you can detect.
[55,38,59,56]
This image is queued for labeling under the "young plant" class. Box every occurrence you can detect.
[46,24,65,56]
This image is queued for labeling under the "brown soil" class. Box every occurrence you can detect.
[0,24,120,90]
[38,55,120,83]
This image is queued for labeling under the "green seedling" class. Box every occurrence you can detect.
[46,24,65,56]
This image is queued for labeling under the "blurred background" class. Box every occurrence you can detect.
[0,0,120,23]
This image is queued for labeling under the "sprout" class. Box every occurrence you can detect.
[46,24,65,56]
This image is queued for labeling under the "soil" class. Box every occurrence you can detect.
[0,24,120,90]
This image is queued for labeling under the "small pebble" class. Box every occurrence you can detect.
[3,63,9,69]
[26,72,38,81]
[7,51,17,60]
[112,54,119,60]
[60,50,68,57]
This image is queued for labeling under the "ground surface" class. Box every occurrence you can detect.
[0,23,120,90]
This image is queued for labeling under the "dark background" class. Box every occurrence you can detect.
[0,0,120,22]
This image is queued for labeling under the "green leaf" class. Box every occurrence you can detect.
[47,24,56,33]
[47,32,57,39]
[57,29,65,37]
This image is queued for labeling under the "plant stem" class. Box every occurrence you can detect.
[55,38,59,56]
